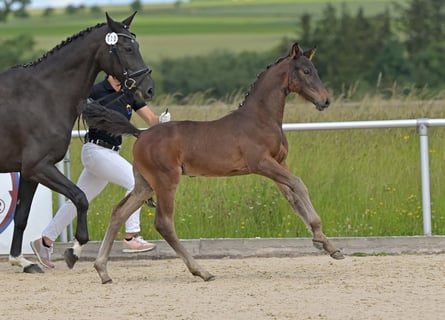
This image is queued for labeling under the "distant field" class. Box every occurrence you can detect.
[2,0,404,62]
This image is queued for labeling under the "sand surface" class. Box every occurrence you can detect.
[1,254,444,319]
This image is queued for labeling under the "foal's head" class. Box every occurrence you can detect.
[287,43,330,111]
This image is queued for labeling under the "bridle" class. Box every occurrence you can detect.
[106,31,151,91]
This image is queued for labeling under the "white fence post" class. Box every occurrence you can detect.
[417,119,432,236]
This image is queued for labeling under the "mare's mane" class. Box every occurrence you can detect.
[238,55,288,109]
[15,22,106,69]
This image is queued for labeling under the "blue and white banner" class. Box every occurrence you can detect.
[0,173,52,254]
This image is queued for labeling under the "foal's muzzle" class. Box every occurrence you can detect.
[315,97,330,111]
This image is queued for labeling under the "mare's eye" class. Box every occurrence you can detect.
[124,46,133,53]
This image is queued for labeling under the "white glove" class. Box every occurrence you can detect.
[159,109,171,123]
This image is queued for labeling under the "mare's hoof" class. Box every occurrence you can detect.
[102,278,113,285]
[24,263,44,274]
[330,250,345,260]
[63,248,79,269]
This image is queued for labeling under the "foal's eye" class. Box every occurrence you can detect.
[303,68,310,75]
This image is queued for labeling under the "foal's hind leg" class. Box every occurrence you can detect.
[275,180,344,259]
[94,171,152,284]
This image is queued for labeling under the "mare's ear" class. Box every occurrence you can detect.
[106,12,137,32]
[303,47,317,61]
[290,43,303,59]
[121,11,137,29]
[106,12,121,32]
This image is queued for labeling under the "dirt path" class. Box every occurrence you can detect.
[1,254,444,320]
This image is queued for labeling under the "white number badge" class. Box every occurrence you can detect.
[105,32,119,45]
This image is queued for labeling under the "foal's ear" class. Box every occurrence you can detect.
[303,47,317,61]
[290,43,303,59]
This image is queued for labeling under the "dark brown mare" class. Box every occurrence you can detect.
[85,43,344,284]
[0,12,154,273]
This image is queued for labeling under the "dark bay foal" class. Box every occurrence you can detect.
[85,43,344,284]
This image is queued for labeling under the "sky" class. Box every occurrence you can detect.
[29,0,177,8]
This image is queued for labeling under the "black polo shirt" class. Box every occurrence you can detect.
[87,78,145,146]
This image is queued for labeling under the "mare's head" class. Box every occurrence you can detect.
[102,12,154,101]
[287,43,330,111]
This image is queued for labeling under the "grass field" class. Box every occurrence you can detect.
[5,0,442,241]
[2,0,405,62]
[59,94,445,241]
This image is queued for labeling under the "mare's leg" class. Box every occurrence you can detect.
[256,158,343,259]
[8,179,43,273]
[94,170,152,284]
[27,163,89,246]
[154,176,214,281]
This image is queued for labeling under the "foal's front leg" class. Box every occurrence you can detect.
[94,193,146,283]
[94,170,152,284]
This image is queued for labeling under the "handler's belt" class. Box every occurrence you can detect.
[88,138,120,151]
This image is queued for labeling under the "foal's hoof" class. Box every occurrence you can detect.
[23,263,44,274]
[330,250,345,260]
[204,274,216,282]
[63,248,79,269]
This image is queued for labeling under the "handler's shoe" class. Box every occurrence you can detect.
[122,236,156,253]
[30,238,55,269]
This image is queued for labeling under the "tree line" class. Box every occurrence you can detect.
[1,0,444,102]
[154,0,445,102]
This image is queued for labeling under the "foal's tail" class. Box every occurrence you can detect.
[82,100,141,137]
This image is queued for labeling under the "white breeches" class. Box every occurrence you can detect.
[42,142,141,241]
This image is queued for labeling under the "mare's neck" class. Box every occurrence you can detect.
[32,27,106,103]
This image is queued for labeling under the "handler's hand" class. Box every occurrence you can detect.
[159,108,171,123]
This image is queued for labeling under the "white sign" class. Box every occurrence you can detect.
[0,173,52,254]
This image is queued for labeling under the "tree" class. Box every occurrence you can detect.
[0,34,41,71]
[396,0,445,88]
[0,0,30,21]
[397,0,445,57]
[130,0,142,12]
[90,5,101,16]
[65,4,78,15]
[42,7,54,17]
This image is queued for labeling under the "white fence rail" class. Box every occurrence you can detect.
[59,118,445,240]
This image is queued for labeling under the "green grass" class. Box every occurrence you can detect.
[60,95,445,241]
[4,0,436,241]
[1,0,404,62]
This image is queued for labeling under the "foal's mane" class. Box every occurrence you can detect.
[238,55,288,109]
[15,22,106,68]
